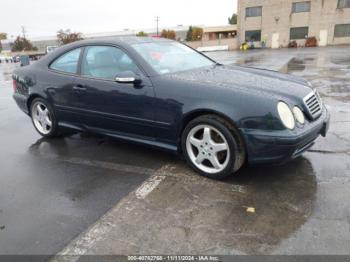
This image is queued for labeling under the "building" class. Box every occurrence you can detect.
[237,0,350,48]
[186,25,238,51]
[202,25,237,41]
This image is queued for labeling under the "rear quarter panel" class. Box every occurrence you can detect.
[13,66,41,114]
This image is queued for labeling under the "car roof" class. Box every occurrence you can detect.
[33,36,177,76]
[35,36,174,68]
[68,36,173,47]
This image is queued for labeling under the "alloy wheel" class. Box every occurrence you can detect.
[186,124,230,174]
[31,102,52,135]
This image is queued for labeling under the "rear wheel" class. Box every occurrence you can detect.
[181,115,245,179]
[30,98,60,138]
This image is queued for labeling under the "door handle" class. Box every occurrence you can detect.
[73,85,87,91]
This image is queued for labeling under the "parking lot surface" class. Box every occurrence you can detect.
[0,63,175,257]
[1,46,350,257]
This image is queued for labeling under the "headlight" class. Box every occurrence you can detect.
[277,101,295,129]
[293,106,305,124]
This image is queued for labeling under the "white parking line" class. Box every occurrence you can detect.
[135,175,166,199]
[50,163,250,259]
[50,172,167,261]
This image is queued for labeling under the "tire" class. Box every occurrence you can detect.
[181,114,246,179]
[30,98,60,138]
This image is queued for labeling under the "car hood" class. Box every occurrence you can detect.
[166,65,313,100]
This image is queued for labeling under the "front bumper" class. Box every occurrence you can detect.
[241,106,330,164]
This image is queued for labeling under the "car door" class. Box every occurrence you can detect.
[47,47,84,126]
[74,45,156,139]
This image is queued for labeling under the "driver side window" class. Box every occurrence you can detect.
[81,46,140,80]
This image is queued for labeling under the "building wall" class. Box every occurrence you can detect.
[186,38,239,50]
[238,0,350,48]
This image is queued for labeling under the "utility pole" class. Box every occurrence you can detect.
[155,16,159,37]
[21,26,27,39]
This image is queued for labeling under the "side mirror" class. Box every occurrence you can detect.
[115,71,142,85]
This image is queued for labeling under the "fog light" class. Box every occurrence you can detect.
[293,106,305,124]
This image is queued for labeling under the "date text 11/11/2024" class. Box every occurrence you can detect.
[127,255,220,261]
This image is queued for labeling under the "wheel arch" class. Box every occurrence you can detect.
[179,109,248,174]
[178,109,247,159]
[27,94,45,116]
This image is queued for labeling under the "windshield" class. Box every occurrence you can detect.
[132,42,215,75]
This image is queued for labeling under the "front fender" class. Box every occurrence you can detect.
[181,89,283,133]
[151,75,283,146]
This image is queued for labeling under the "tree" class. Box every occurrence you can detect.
[0,33,7,52]
[191,27,203,41]
[228,13,237,25]
[11,36,38,52]
[185,26,203,41]
[0,33,7,40]
[160,29,176,40]
[186,26,193,41]
[57,29,83,45]
[136,31,148,37]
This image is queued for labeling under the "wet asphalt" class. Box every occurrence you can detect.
[0,63,175,256]
[214,46,350,254]
[0,45,350,256]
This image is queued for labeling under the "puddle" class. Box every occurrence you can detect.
[235,54,265,67]
[280,49,350,104]
[331,57,350,66]
[286,58,306,72]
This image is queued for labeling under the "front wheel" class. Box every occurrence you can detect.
[30,98,60,138]
[181,115,245,179]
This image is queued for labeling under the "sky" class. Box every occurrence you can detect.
[1,0,237,39]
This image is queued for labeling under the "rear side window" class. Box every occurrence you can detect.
[50,48,81,74]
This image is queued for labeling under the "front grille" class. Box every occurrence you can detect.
[303,90,322,119]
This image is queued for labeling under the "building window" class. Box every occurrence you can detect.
[245,30,261,41]
[338,0,350,8]
[292,1,311,13]
[334,24,350,37]
[246,6,262,17]
[290,27,309,40]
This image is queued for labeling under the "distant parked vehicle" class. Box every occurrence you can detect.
[13,56,20,63]
[30,55,39,61]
